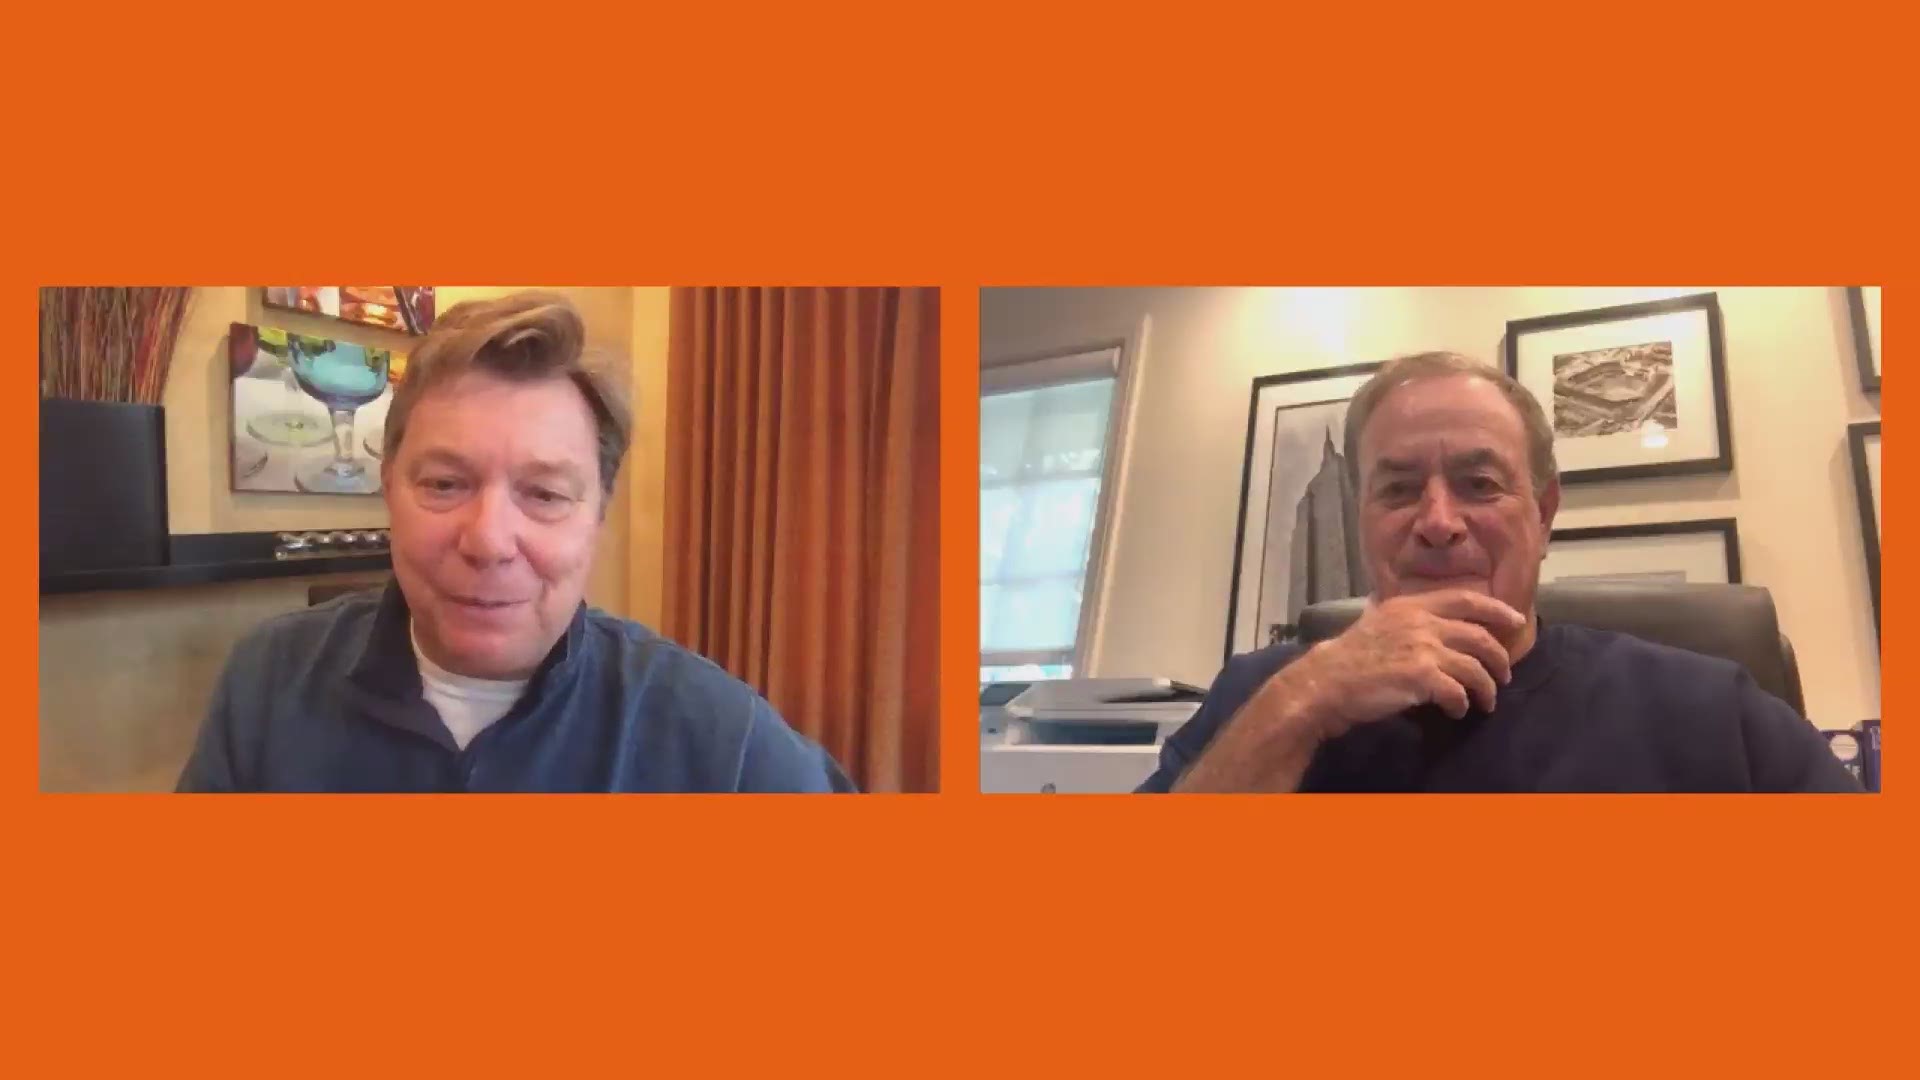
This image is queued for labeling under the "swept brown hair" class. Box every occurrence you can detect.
[382,291,631,500]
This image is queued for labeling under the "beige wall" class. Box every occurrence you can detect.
[40,286,674,791]
[980,287,1882,729]
[165,288,398,534]
[38,573,388,791]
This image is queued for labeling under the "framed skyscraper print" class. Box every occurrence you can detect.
[1224,362,1381,661]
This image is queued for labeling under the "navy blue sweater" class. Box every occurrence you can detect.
[177,584,856,793]
[1138,622,1862,793]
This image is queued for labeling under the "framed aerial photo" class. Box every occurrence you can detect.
[1506,292,1732,484]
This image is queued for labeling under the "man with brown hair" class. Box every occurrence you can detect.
[1140,352,1859,793]
[180,291,854,792]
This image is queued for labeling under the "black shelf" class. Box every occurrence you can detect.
[40,531,391,597]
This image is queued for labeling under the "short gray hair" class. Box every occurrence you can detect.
[1342,351,1559,497]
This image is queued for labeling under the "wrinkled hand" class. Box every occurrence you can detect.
[1281,588,1529,740]
[1171,589,1530,793]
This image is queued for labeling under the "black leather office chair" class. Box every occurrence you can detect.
[1296,582,1806,717]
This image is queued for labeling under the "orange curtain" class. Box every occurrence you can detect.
[662,287,941,792]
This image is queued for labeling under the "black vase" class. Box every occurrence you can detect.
[39,398,170,576]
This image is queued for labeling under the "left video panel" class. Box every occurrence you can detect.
[39,286,941,793]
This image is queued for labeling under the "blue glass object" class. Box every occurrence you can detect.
[288,335,391,494]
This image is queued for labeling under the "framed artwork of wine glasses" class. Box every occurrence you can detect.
[263,287,437,335]
[228,323,403,495]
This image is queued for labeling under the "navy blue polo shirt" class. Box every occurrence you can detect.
[177,584,856,792]
[1138,621,1863,793]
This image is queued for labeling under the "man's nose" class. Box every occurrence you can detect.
[455,485,519,566]
[1412,477,1467,548]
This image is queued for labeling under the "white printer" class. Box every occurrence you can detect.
[980,678,1205,793]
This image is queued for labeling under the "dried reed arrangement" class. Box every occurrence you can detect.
[39,287,194,405]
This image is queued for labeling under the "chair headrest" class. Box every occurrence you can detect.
[1296,583,1801,715]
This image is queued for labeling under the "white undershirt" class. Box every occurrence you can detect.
[411,624,528,750]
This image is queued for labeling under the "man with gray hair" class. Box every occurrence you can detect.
[1140,351,1859,793]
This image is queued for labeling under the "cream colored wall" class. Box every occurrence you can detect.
[980,287,1882,729]
[165,288,400,533]
[38,573,388,791]
[40,286,671,791]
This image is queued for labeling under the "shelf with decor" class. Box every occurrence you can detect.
[39,287,395,597]
[40,530,392,596]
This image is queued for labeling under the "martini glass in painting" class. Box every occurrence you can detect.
[244,327,333,448]
[287,333,391,494]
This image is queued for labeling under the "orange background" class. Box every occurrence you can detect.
[8,3,1912,1076]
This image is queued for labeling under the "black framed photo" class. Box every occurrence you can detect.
[1224,362,1381,659]
[1543,518,1742,586]
[1848,420,1881,637]
[1505,292,1732,484]
[1847,286,1881,394]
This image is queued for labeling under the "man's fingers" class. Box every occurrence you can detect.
[1435,648,1500,714]
[1413,589,1528,632]
[1436,619,1513,686]
[1420,667,1472,719]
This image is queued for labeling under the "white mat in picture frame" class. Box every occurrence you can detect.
[1507,293,1732,484]
[1543,519,1741,587]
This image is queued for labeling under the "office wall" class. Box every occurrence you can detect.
[980,287,1882,728]
[39,286,670,791]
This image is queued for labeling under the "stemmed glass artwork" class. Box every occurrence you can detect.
[228,322,396,495]
[287,333,391,494]
[245,328,334,449]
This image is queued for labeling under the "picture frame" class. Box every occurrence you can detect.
[1224,362,1381,660]
[228,323,401,496]
[1847,286,1881,394]
[1543,518,1742,587]
[1848,420,1881,637]
[1505,292,1732,484]
[263,286,437,335]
